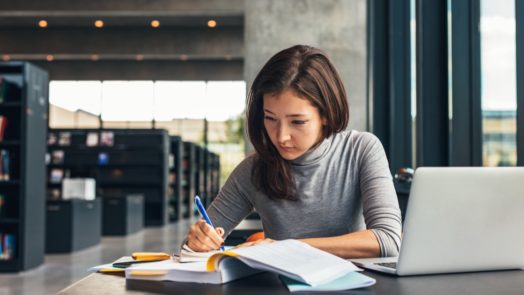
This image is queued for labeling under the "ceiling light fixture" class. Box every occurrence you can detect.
[91,54,99,61]
[38,20,48,28]
[2,55,10,61]
[136,54,144,61]
[46,55,54,62]
[151,20,160,28]
[180,54,188,61]
[95,20,104,28]
[207,20,217,28]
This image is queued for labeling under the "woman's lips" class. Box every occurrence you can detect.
[279,146,295,153]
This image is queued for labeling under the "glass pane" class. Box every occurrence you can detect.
[480,0,517,166]
[49,81,102,115]
[410,0,417,167]
[205,81,246,121]
[153,81,206,120]
[101,81,154,121]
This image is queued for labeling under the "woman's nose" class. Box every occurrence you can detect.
[276,123,291,143]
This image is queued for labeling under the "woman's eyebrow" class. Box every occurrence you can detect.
[264,109,309,117]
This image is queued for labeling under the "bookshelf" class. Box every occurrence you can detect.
[168,136,183,222]
[46,129,169,227]
[208,151,221,205]
[194,145,205,210]
[0,62,48,272]
[182,141,196,218]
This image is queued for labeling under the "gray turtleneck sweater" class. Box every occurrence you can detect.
[207,130,402,257]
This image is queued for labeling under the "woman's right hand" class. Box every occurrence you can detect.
[186,219,225,252]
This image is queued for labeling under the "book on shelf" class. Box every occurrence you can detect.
[48,188,61,200]
[47,132,57,145]
[0,233,16,261]
[168,154,174,169]
[0,149,10,181]
[169,172,177,183]
[125,239,364,288]
[0,193,4,217]
[49,168,64,183]
[0,116,7,142]
[51,150,64,164]
[86,132,99,147]
[98,152,109,165]
[58,132,71,146]
[100,131,114,146]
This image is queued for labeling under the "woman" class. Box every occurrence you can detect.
[186,45,401,258]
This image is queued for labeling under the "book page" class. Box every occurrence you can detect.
[230,239,359,286]
[179,244,221,262]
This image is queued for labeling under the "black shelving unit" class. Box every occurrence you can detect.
[46,198,101,253]
[0,62,48,272]
[208,151,221,205]
[168,136,183,222]
[46,129,169,227]
[182,141,196,218]
[194,145,205,212]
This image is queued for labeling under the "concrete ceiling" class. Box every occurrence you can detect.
[0,0,245,80]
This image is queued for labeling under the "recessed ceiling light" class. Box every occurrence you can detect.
[151,20,160,28]
[2,55,10,61]
[91,54,99,61]
[136,54,144,61]
[38,20,48,28]
[180,54,188,61]
[207,20,217,28]
[95,20,104,28]
[46,54,54,62]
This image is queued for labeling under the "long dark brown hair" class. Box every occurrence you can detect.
[246,45,349,200]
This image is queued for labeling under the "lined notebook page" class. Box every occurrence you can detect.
[230,239,358,286]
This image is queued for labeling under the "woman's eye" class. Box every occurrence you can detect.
[264,116,276,121]
[292,120,307,125]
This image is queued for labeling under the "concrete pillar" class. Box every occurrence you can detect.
[244,0,368,132]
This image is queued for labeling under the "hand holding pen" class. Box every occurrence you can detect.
[187,195,225,252]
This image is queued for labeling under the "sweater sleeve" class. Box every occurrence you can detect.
[358,133,402,257]
[206,156,255,238]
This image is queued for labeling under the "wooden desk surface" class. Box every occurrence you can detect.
[59,268,524,295]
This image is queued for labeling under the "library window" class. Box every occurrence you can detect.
[480,0,517,166]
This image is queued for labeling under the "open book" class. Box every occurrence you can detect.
[126,240,364,287]
[179,244,220,262]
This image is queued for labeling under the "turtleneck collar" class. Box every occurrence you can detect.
[290,135,333,166]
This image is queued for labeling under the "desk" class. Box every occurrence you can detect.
[58,268,524,295]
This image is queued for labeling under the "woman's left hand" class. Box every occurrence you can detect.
[234,238,275,249]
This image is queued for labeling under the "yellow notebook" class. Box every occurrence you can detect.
[126,240,359,286]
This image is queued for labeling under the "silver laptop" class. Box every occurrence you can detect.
[351,167,524,276]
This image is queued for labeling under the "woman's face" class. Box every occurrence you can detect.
[263,88,326,161]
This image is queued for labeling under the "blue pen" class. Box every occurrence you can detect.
[195,195,225,251]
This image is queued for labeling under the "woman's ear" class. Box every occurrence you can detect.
[321,117,328,126]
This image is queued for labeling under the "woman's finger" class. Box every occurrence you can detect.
[197,221,224,247]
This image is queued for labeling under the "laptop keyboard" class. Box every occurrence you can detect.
[377,262,397,269]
